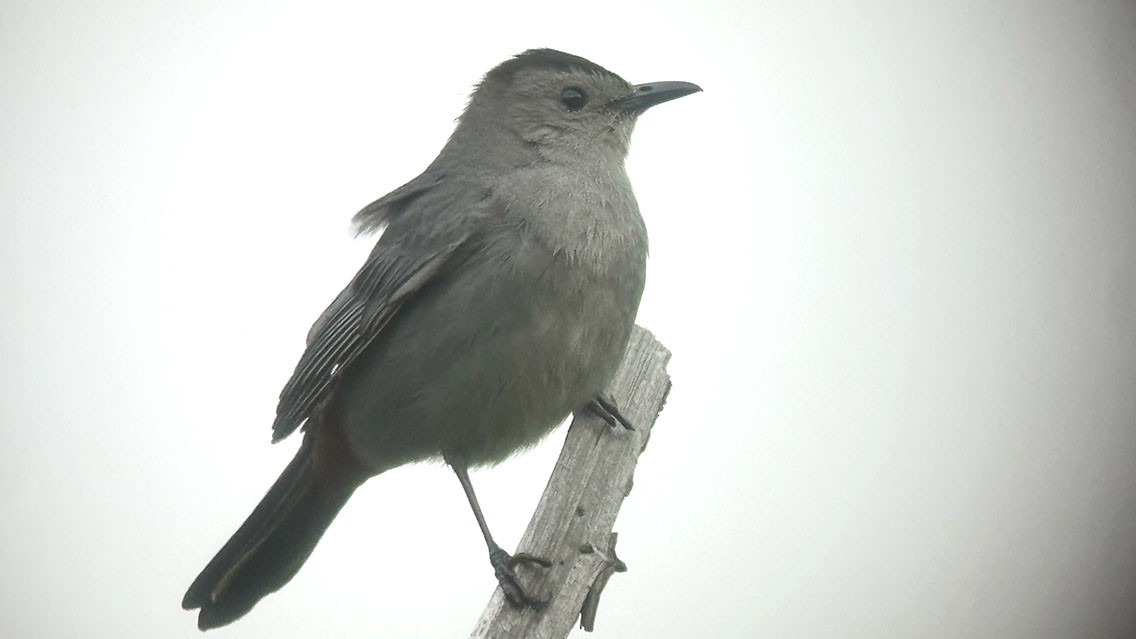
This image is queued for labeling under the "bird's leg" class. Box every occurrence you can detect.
[586,393,634,430]
[448,459,551,608]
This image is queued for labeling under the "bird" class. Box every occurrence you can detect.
[182,48,700,630]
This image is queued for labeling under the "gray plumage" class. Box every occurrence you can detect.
[183,48,699,630]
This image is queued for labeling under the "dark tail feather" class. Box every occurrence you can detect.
[182,435,361,630]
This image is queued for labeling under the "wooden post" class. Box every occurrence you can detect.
[471,326,672,638]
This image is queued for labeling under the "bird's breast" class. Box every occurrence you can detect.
[337,172,648,470]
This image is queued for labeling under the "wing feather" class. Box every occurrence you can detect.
[270,181,489,442]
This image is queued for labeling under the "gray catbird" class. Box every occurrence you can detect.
[182,48,699,630]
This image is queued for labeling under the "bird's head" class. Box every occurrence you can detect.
[452,49,701,167]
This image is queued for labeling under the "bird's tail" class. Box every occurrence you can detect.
[182,430,365,630]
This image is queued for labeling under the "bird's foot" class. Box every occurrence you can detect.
[489,547,551,609]
[587,393,634,430]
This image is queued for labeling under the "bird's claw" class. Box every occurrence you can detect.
[489,548,551,609]
[587,394,634,430]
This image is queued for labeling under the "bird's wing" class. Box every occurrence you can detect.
[270,182,490,442]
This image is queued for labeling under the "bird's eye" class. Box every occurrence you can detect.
[560,87,588,111]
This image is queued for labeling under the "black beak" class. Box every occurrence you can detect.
[614,81,702,113]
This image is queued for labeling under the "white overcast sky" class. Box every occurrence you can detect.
[2,1,1135,638]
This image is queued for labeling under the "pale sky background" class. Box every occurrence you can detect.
[2,1,1135,638]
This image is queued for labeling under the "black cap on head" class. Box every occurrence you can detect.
[483,48,628,86]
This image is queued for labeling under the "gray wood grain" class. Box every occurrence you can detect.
[471,326,672,638]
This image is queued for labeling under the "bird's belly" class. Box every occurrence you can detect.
[336,249,641,471]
